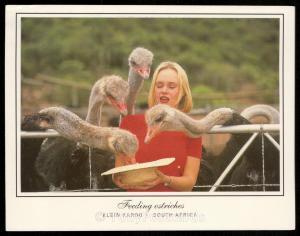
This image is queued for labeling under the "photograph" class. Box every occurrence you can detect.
[5,5,295,230]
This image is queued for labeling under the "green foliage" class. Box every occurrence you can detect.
[21,17,279,106]
[192,85,226,107]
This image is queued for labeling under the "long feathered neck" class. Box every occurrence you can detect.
[52,110,111,149]
[85,81,105,126]
[127,68,144,115]
[52,110,87,141]
[52,111,137,156]
[86,101,103,126]
[176,109,230,137]
[241,105,279,124]
[175,111,206,137]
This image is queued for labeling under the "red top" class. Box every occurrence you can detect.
[119,114,202,192]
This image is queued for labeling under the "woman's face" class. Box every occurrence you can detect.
[154,68,180,108]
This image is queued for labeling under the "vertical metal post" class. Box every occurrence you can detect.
[261,127,266,191]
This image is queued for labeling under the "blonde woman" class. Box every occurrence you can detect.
[113,61,202,191]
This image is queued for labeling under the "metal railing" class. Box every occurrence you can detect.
[21,124,280,138]
[20,124,280,192]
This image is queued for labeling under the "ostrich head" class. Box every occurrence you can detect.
[128,47,154,79]
[90,75,129,116]
[144,104,183,143]
[108,130,139,157]
[23,107,63,130]
[103,75,129,115]
[22,114,48,131]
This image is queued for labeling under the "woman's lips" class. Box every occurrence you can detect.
[159,96,169,103]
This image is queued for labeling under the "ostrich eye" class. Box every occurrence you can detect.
[129,59,137,67]
[39,114,52,123]
[154,115,163,123]
[40,117,49,123]
[107,94,116,101]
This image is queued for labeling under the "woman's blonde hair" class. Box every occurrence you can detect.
[148,61,193,113]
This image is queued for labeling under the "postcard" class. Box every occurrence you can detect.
[5,5,295,230]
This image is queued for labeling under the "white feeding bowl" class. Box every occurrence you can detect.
[101,157,175,186]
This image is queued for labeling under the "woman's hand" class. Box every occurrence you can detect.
[123,169,170,190]
[113,154,136,190]
[112,173,132,190]
[112,173,157,190]
[155,169,170,183]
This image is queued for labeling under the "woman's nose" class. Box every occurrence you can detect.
[161,86,168,93]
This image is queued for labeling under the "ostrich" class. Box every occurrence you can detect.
[240,104,280,124]
[27,106,138,191]
[21,115,49,192]
[86,75,128,126]
[209,104,280,191]
[144,104,234,143]
[22,46,154,191]
[143,104,234,191]
[126,47,154,115]
[33,107,138,156]
[144,103,280,191]
[191,104,280,191]
[21,75,130,191]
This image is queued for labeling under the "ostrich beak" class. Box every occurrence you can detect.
[116,102,128,116]
[144,124,161,144]
[24,113,52,129]
[136,66,150,79]
[37,114,52,128]
[108,97,128,116]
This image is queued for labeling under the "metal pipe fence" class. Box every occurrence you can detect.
[20,124,280,192]
[21,124,280,138]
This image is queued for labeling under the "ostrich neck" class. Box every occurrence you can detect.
[77,122,110,149]
[54,112,86,141]
[55,113,109,150]
[85,101,103,126]
[176,111,205,136]
[127,69,144,114]
[85,80,105,126]
[177,110,220,136]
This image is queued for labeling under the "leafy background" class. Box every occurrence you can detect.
[21,17,279,114]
